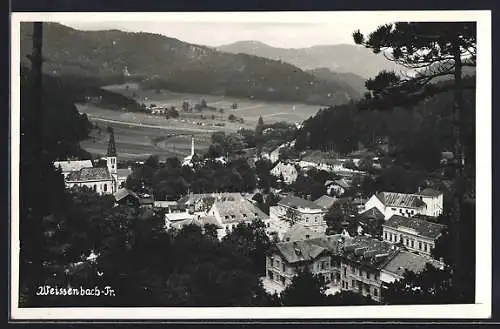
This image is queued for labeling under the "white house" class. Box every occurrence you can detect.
[270,161,299,185]
[364,189,443,220]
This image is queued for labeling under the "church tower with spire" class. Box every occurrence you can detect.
[106,128,118,192]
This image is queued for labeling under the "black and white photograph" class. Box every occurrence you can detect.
[10,11,491,320]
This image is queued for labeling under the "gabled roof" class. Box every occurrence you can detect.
[53,160,93,173]
[212,199,268,224]
[417,188,443,197]
[313,195,337,209]
[342,235,398,269]
[279,195,324,210]
[383,215,446,240]
[114,189,138,202]
[275,240,328,264]
[334,179,352,189]
[382,250,442,278]
[66,167,112,182]
[359,207,385,221]
[375,192,426,209]
[283,224,325,242]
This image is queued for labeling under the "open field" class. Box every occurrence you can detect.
[103,83,324,127]
[78,104,213,162]
[78,87,323,162]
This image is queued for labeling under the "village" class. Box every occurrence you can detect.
[53,126,450,304]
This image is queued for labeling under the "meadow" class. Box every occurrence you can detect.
[78,85,324,161]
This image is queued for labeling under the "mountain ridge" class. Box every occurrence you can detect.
[217,40,405,79]
[20,22,363,106]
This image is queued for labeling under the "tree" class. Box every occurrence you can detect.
[201,99,207,108]
[166,107,179,119]
[280,269,327,306]
[285,207,300,226]
[354,23,476,299]
[182,101,190,112]
[255,116,265,155]
[228,114,237,122]
[383,264,454,305]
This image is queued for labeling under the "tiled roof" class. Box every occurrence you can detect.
[283,224,325,242]
[382,250,442,278]
[383,215,446,240]
[313,195,337,209]
[275,235,349,264]
[376,192,426,209]
[341,235,398,269]
[66,167,111,182]
[213,199,269,224]
[53,160,93,173]
[279,195,325,210]
[170,216,222,230]
[417,188,443,197]
[114,189,138,202]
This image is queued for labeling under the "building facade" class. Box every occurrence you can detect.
[382,215,446,256]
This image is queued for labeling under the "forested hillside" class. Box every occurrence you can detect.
[20,23,361,105]
[295,77,476,173]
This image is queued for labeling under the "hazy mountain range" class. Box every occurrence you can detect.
[217,40,404,79]
[20,23,371,106]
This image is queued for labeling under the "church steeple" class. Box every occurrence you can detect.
[107,127,117,157]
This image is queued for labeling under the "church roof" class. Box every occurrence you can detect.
[107,131,117,157]
[53,160,93,173]
[66,167,112,182]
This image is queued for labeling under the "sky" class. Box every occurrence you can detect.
[58,19,388,49]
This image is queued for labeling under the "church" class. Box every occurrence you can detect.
[54,130,122,195]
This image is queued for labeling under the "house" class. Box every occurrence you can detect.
[268,195,328,240]
[313,195,337,209]
[165,212,221,231]
[265,235,346,288]
[154,200,187,213]
[357,207,385,238]
[207,198,269,239]
[270,161,298,184]
[325,178,352,196]
[364,188,443,220]
[364,192,427,220]
[59,130,119,195]
[382,215,446,256]
[339,235,398,302]
[179,192,250,213]
[416,188,444,217]
[266,234,437,302]
[380,250,444,288]
[113,189,140,207]
[53,160,93,178]
[282,223,325,242]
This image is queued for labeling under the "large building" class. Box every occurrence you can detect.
[382,215,446,256]
[207,198,269,239]
[265,235,438,302]
[363,188,444,220]
[57,131,120,195]
[270,161,299,185]
[268,195,328,240]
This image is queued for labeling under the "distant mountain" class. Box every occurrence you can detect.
[217,41,404,79]
[20,23,362,106]
[306,68,367,94]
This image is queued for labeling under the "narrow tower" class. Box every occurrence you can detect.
[191,135,195,156]
[106,128,118,192]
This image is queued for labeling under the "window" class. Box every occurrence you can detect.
[391,208,396,211]
[225,215,229,220]
[366,272,370,279]
[351,266,355,274]
[373,288,378,297]
[399,209,403,214]
[346,281,349,289]
[280,276,286,285]
[282,263,286,272]
[352,280,355,288]
[411,240,414,248]
[104,184,107,192]
[424,243,428,252]
[93,184,97,191]
[384,232,388,240]
[268,270,274,280]
[343,267,347,276]
[419,241,422,250]
[399,234,402,242]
